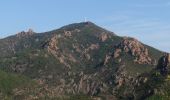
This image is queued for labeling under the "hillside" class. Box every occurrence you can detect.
[0,22,169,100]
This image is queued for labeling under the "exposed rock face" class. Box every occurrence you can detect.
[168,54,170,63]
[78,74,101,95]
[17,29,35,38]
[72,44,81,53]
[12,63,27,73]
[33,72,106,96]
[89,44,100,50]
[99,33,109,42]
[157,53,170,76]
[114,37,153,65]
[104,55,111,65]
[74,29,81,33]
[114,65,127,88]
[47,35,71,69]
[82,43,100,60]
[64,30,72,37]
[114,49,121,58]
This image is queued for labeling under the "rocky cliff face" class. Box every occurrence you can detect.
[157,53,170,76]
[113,37,154,65]
[16,29,35,38]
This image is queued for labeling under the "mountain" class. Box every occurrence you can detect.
[0,21,169,100]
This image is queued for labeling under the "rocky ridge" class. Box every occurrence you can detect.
[16,29,35,38]
[113,37,154,65]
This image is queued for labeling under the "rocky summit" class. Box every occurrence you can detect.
[0,22,169,100]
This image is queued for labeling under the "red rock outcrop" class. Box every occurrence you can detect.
[64,30,72,37]
[47,35,71,69]
[17,29,35,38]
[114,37,153,64]
[99,33,109,42]
[114,49,122,58]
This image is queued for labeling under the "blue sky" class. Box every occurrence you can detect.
[0,0,170,52]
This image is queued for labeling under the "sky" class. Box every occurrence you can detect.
[0,0,170,52]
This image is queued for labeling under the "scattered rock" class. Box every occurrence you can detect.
[85,44,100,53]
[47,36,59,53]
[89,44,99,50]
[74,29,81,32]
[72,44,81,53]
[69,54,77,62]
[82,43,100,60]
[12,63,27,73]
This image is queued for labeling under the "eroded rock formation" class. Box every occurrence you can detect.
[157,53,170,76]
[99,33,109,42]
[114,37,153,65]
[64,30,72,37]
[47,35,71,69]
[17,29,35,38]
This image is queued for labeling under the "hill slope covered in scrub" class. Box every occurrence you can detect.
[0,22,169,100]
